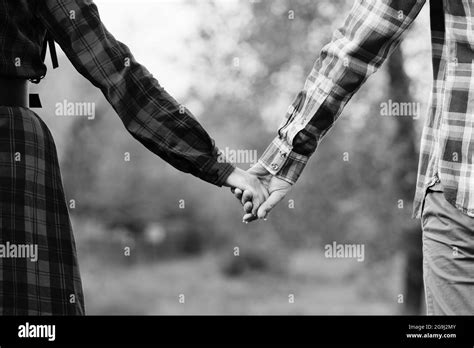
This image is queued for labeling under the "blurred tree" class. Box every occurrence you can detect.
[387,48,423,314]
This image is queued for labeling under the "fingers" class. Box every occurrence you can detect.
[257,191,284,219]
[242,213,258,223]
[251,186,268,216]
[232,187,255,221]
[231,187,254,216]
[251,197,260,216]
[243,201,253,214]
[238,189,262,220]
[241,190,253,205]
[228,166,271,222]
[232,188,243,201]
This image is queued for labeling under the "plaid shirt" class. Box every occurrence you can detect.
[1,0,235,187]
[259,0,474,219]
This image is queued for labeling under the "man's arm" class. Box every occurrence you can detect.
[36,0,235,187]
[237,0,426,221]
[259,0,426,185]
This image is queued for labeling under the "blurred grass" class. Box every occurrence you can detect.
[75,219,405,315]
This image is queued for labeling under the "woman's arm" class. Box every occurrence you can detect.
[36,0,234,187]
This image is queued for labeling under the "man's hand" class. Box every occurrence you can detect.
[224,167,269,216]
[232,162,292,222]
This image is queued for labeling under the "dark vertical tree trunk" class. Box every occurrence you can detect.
[387,47,424,314]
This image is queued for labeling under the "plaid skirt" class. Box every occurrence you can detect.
[0,106,84,315]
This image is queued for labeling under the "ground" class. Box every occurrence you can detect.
[79,246,405,315]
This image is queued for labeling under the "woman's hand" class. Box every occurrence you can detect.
[224,167,269,217]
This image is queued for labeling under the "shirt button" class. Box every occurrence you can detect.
[280,152,287,158]
[271,163,279,170]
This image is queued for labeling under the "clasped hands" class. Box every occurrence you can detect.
[225,163,292,223]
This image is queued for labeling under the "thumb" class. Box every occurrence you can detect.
[257,191,285,219]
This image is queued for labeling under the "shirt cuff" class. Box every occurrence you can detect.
[258,136,309,185]
[199,154,236,187]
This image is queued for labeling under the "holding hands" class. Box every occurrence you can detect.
[227,163,293,223]
[224,166,269,216]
